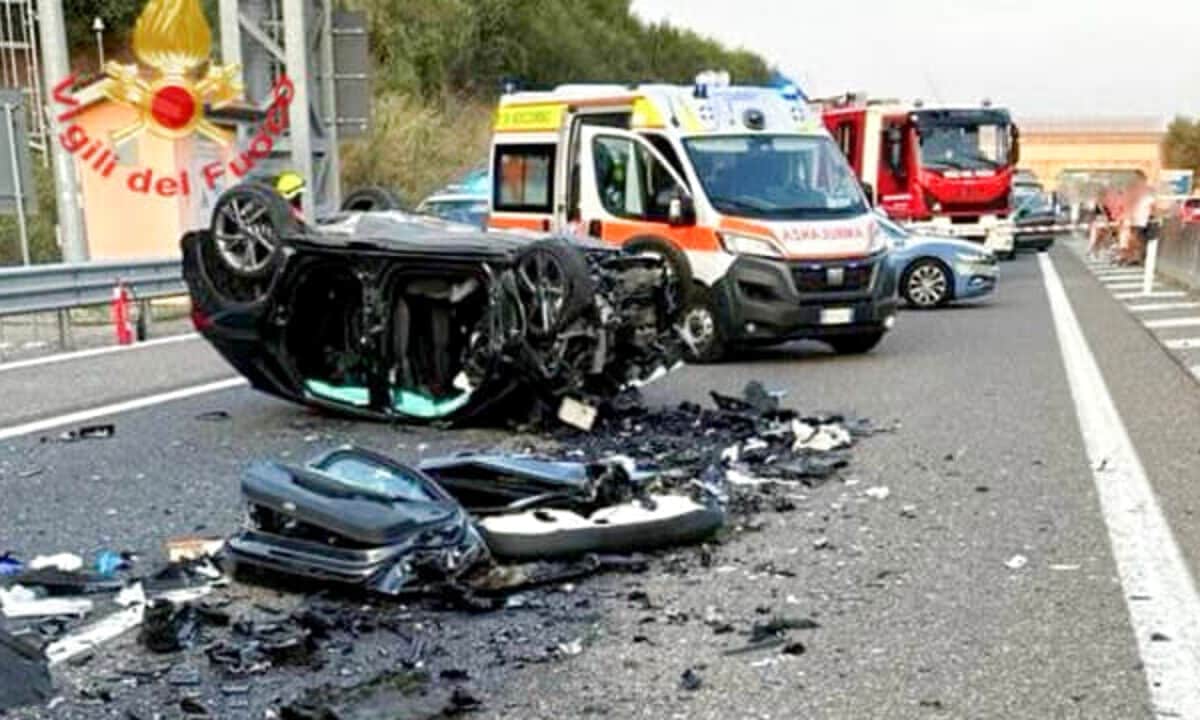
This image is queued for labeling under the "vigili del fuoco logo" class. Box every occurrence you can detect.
[50,0,294,197]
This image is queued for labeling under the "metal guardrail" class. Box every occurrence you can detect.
[0,258,185,317]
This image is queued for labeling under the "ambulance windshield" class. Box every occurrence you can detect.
[684,135,866,220]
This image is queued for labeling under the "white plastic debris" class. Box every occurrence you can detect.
[115,583,146,608]
[1005,554,1028,570]
[557,638,584,657]
[45,604,145,666]
[558,397,598,432]
[29,553,83,572]
[0,585,93,619]
[795,424,852,453]
[864,486,891,500]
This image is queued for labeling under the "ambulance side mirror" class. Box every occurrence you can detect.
[668,192,696,227]
[860,181,875,207]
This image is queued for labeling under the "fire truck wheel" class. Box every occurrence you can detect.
[623,236,693,320]
[514,239,595,339]
[209,182,296,281]
[342,186,405,212]
[679,285,727,364]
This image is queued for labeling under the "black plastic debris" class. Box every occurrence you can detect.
[140,599,200,653]
[679,667,703,691]
[195,410,231,422]
[749,616,820,643]
[0,626,54,711]
[8,566,127,595]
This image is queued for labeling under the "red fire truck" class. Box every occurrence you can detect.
[821,96,1020,258]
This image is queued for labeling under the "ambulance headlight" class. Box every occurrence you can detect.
[719,233,784,258]
[867,223,887,254]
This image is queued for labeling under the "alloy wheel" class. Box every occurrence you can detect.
[214,197,278,276]
[906,263,949,307]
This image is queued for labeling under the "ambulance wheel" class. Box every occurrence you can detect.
[624,235,693,320]
[209,182,295,281]
[342,186,405,212]
[680,285,726,364]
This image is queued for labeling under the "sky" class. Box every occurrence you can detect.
[632,0,1199,120]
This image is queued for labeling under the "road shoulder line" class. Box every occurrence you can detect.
[1040,252,1200,718]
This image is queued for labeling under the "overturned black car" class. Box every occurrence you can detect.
[183,183,682,425]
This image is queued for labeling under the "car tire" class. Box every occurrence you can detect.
[827,331,885,355]
[341,186,405,212]
[679,284,727,364]
[623,235,694,321]
[208,181,296,281]
[513,239,595,338]
[997,250,1016,261]
[901,258,952,308]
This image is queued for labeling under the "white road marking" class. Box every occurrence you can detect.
[1127,303,1200,313]
[0,377,248,441]
[1106,281,1160,291]
[1040,252,1200,719]
[0,334,200,374]
[1145,317,1200,330]
[1193,367,1200,381]
[1165,338,1200,351]
[1117,291,1187,300]
[1095,271,1146,279]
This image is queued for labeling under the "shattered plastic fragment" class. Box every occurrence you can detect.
[0,627,54,711]
[164,536,226,564]
[0,585,94,619]
[0,552,22,576]
[864,486,891,500]
[680,667,703,691]
[29,553,83,572]
[558,397,599,431]
[1005,554,1028,570]
[140,600,200,653]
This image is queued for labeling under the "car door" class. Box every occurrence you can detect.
[576,126,696,247]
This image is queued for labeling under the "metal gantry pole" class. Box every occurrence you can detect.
[281,0,314,222]
[5,102,29,265]
[37,0,86,262]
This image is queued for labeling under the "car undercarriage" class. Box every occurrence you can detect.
[183,183,683,425]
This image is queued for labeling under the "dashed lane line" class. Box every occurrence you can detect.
[1165,338,1200,351]
[1116,291,1188,300]
[1127,303,1200,313]
[1144,317,1200,330]
[1041,252,1200,719]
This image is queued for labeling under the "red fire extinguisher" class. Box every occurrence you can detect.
[111,281,134,346]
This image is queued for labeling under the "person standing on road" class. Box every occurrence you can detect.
[1123,182,1155,265]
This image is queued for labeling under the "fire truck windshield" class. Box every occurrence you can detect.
[914,110,1012,172]
[684,135,867,220]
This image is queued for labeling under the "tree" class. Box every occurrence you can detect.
[1163,116,1200,177]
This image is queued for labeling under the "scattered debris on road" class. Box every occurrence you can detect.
[1,380,884,717]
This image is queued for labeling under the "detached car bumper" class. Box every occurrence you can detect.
[711,253,898,343]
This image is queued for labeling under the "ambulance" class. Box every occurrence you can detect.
[487,73,898,361]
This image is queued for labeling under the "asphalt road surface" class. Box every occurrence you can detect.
[4,243,1200,719]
